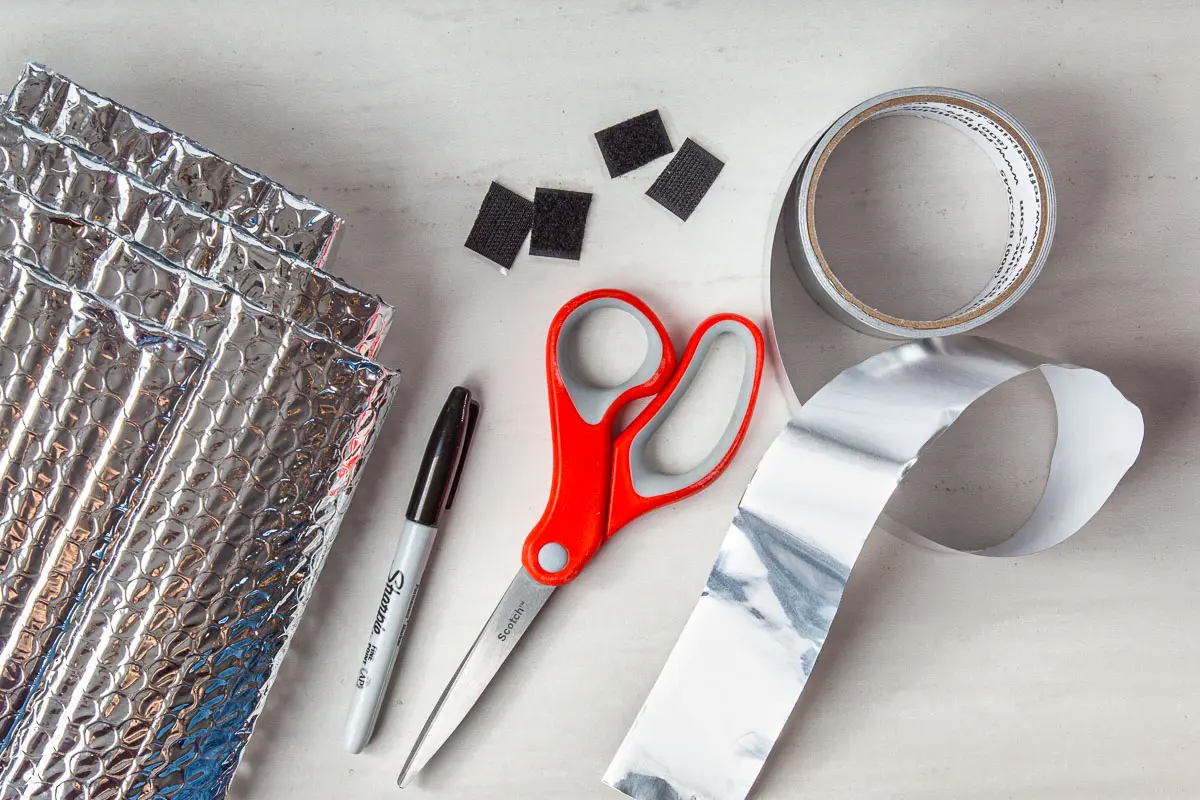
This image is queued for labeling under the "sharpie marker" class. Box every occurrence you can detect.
[344,386,479,754]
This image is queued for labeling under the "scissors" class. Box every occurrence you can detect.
[398,288,764,786]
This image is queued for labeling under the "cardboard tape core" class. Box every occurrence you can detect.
[788,88,1055,337]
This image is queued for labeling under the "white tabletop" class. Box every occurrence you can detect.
[4,2,1197,798]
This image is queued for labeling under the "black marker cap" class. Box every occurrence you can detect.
[406,386,480,526]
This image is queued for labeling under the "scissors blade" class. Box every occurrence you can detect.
[397,567,556,787]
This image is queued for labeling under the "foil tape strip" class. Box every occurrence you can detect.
[0,115,390,357]
[0,289,399,798]
[605,337,1144,800]
[6,62,344,268]
[784,87,1055,338]
[0,259,205,749]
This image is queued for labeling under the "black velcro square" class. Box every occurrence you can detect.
[464,181,534,271]
[594,111,674,178]
[646,138,724,221]
[530,188,593,260]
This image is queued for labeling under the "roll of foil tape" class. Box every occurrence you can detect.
[605,89,1140,800]
[5,63,344,269]
[0,116,390,357]
[785,87,1055,338]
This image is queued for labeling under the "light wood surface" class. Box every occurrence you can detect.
[1,3,1195,797]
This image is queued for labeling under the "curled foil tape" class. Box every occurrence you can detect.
[6,62,344,268]
[0,275,399,798]
[0,116,389,357]
[785,87,1056,338]
[0,259,205,749]
[606,89,1143,800]
[605,340,1143,800]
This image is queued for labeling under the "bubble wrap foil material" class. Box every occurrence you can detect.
[0,258,205,751]
[0,187,397,477]
[0,65,402,798]
[6,62,344,268]
[0,115,389,358]
[0,187,234,346]
[0,286,398,798]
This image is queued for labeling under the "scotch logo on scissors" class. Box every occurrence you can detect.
[497,602,526,641]
[373,571,405,635]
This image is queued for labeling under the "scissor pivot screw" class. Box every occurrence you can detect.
[537,543,568,573]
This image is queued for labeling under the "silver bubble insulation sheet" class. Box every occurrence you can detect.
[6,63,344,269]
[0,265,399,798]
[0,187,237,348]
[0,259,205,752]
[0,67,401,799]
[0,114,389,358]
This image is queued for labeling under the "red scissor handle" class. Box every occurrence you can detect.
[521,290,675,586]
[607,314,764,535]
